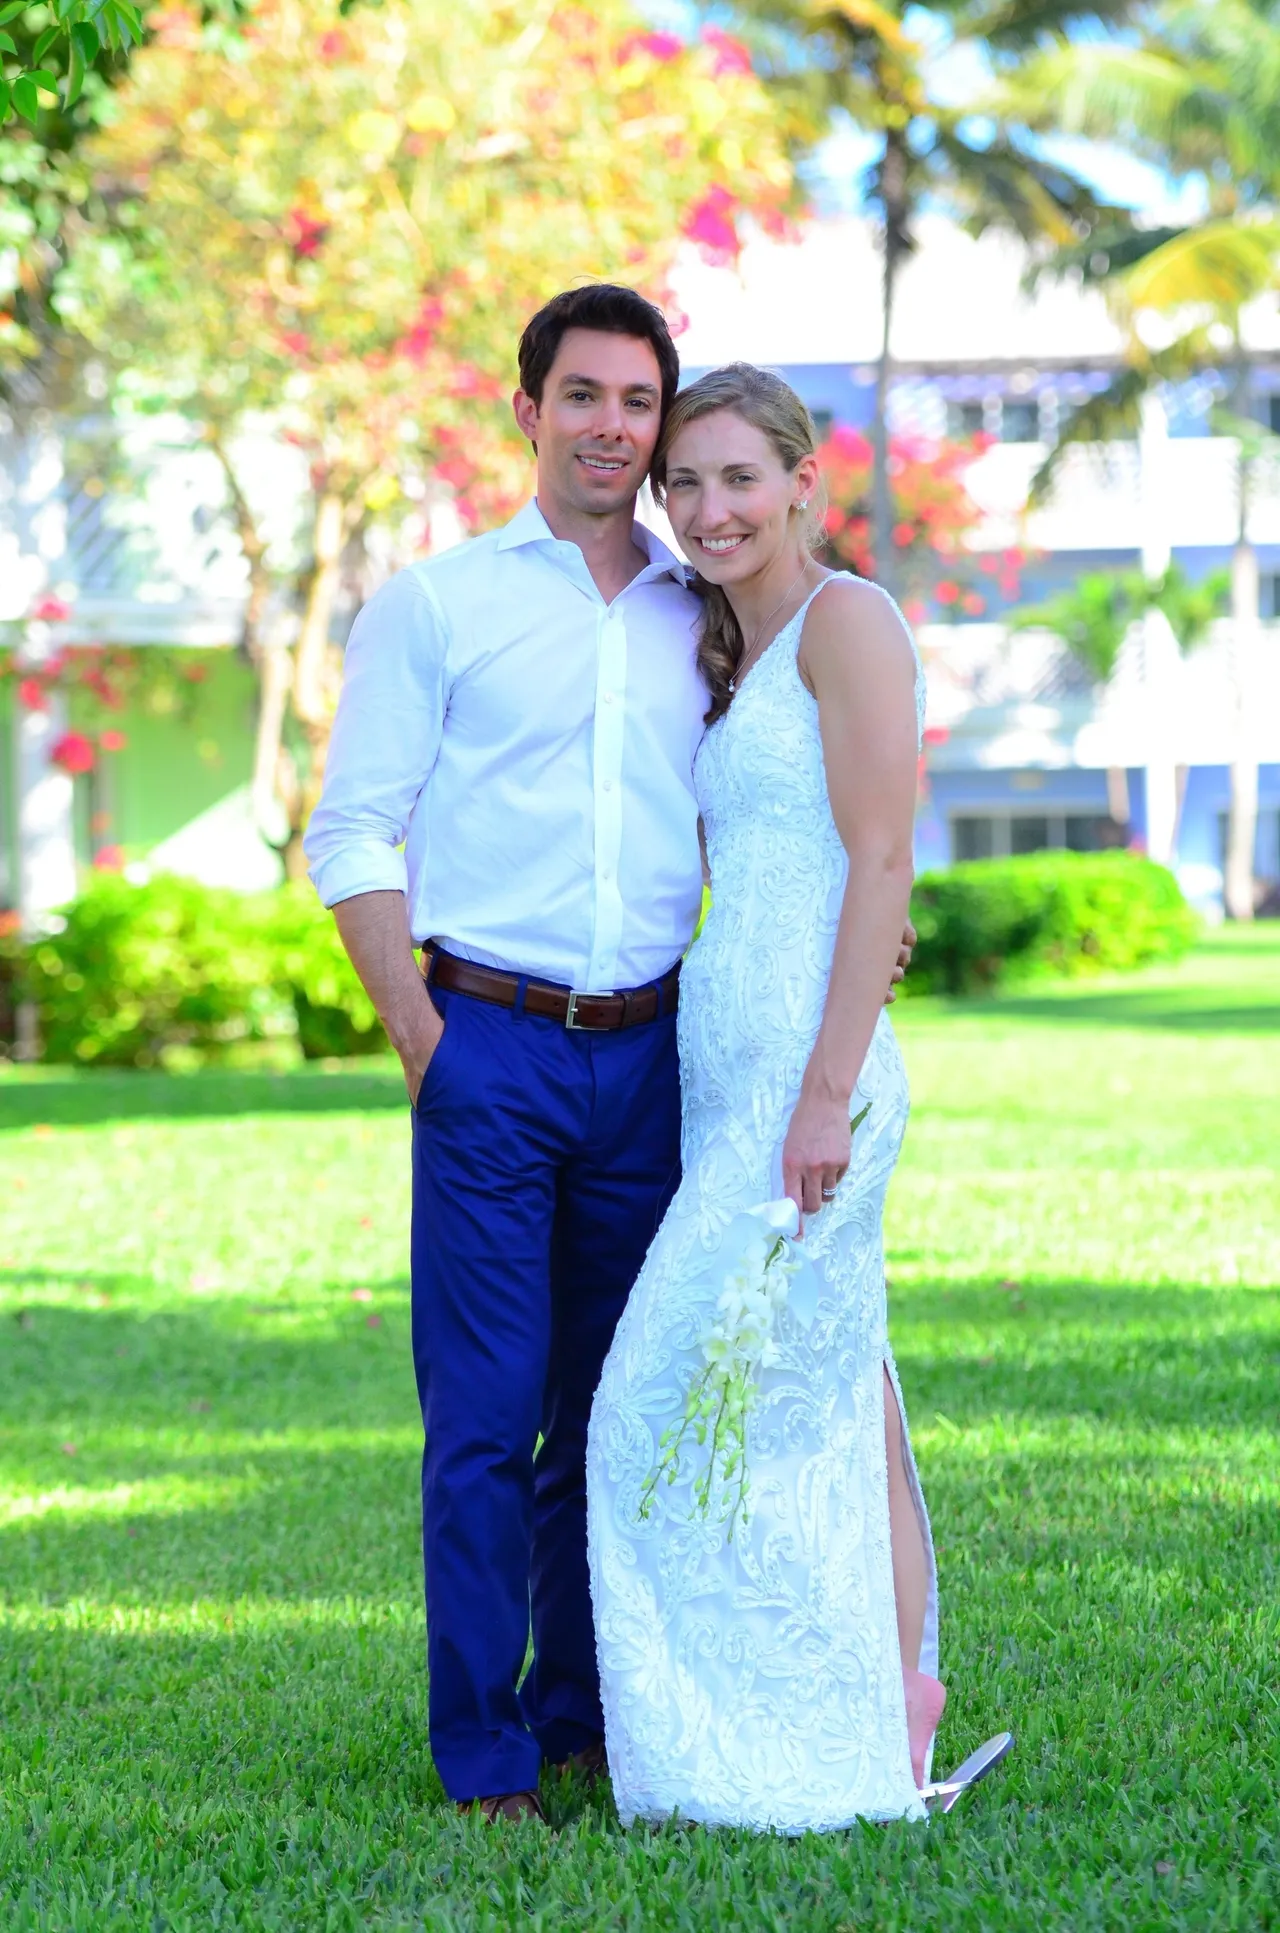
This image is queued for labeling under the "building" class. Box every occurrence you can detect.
[3,215,1279,920]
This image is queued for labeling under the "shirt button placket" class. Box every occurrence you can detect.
[588,606,628,990]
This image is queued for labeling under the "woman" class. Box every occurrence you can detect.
[586,364,943,1831]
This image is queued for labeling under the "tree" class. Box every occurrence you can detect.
[701,0,1130,598]
[1002,0,1280,915]
[818,422,1012,616]
[61,0,792,871]
[1010,564,1229,840]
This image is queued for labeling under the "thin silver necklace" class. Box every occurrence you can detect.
[727,562,815,694]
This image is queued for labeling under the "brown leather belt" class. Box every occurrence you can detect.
[420,947,680,1030]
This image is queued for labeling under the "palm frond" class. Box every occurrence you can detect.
[1117,218,1280,314]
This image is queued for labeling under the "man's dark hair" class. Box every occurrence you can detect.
[518,284,680,414]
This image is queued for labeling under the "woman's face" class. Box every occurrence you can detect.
[663,409,814,586]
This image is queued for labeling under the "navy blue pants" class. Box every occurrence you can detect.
[410,974,682,1803]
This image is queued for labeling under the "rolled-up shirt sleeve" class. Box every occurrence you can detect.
[304,567,449,908]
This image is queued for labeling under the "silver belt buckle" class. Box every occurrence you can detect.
[565,989,588,1030]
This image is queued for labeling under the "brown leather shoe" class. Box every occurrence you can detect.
[550,1740,608,1787]
[458,1789,547,1824]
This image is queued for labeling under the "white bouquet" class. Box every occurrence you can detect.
[638,1199,822,1537]
[639,1102,872,1536]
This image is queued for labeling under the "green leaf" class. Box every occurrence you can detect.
[0,30,16,51]
[71,18,97,58]
[64,34,84,105]
[32,21,60,60]
[26,67,60,90]
[0,78,10,122]
[13,72,38,121]
[0,1,29,22]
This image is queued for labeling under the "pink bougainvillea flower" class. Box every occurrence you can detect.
[619,29,683,63]
[934,580,960,606]
[703,27,753,76]
[277,330,311,360]
[923,724,951,746]
[51,731,96,775]
[892,521,916,548]
[99,729,128,753]
[93,845,124,870]
[683,186,740,265]
[17,677,47,711]
[962,591,985,615]
[30,593,72,622]
[903,598,927,624]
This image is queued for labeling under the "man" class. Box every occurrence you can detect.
[305,284,911,1823]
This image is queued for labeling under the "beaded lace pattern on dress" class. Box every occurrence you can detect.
[586,575,937,1832]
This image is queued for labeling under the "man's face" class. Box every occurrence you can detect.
[513,328,664,519]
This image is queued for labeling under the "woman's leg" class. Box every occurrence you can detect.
[884,1366,944,1785]
[884,1366,927,1671]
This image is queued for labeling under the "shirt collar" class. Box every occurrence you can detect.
[495,497,692,586]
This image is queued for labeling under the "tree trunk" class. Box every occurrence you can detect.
[285,489,352,879]
[872,133,910,602]
[1225,540,1259,920]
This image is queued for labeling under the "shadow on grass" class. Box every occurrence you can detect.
[0,1063,408,1131]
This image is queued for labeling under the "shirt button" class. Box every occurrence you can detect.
[603,692,615,705]
[602,868,613,882]
[602,779,613,793]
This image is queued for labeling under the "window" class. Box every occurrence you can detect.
[1267,395,1280,435]
[1001,399,1041,443]
[953,816,995,861]
[950,809,1110,863]
[1260,572,1280,620]
[947,400,986,440]
[1011,814,1049,854]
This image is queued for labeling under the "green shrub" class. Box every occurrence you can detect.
[264,882,387,1060]
[15,874,387,1067]
[22,874,293,1066]
[907,850,1198,996]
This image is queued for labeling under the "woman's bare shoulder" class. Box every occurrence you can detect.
[800,573,916,679]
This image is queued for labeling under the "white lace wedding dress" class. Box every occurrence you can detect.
[586,576,937,1832]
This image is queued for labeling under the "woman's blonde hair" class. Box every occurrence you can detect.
[651,363,827,723]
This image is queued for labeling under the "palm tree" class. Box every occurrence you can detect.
[998,0,1280,916]
[1011,563,1229,844]
[705,0,1133,597]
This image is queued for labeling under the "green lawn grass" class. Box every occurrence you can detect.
[2,928,1278,1931]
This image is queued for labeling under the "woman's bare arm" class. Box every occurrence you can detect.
[781,579,920,1224]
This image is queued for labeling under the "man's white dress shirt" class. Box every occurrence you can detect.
[304,499,708,992]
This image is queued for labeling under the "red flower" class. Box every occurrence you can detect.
[18,677,47,711]
[50,731,96,775]
[30,594,72,622]
[99,729,128,753]
[277,331,311,360]
[961,591,985,616]
[702,27,753,75]
[317,28,347,59]
[934,580,960,606]
[93,845,124,870]
[923,725,950,746]
[285,208,330,259]
[892,521,916,548]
